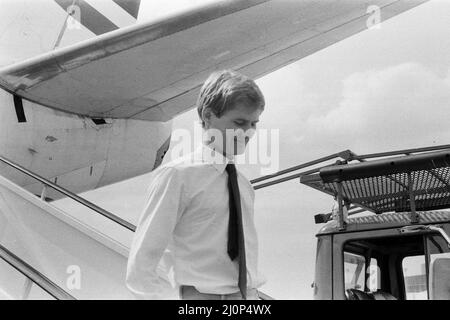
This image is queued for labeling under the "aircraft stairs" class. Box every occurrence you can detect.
[0,155,277,300]
[0,155,140,299]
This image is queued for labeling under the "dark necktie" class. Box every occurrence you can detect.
[225,163,247,300]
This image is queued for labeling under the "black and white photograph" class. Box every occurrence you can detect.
[0,0,450,307]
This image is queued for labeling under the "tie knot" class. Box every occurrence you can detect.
[226,163,236,175]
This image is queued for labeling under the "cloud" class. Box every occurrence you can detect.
[303,63,450,154]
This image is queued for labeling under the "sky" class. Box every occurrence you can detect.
[55,0,450,299]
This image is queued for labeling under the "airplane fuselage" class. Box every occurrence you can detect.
[0,88,172,200]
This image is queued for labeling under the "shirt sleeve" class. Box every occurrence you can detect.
[126,166,186,300]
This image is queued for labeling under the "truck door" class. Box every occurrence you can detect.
[332,228,401,300]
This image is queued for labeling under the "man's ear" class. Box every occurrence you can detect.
[202,108,212,127]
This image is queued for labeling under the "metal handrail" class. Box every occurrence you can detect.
[251,150,353,190]
[0,155,136,232]
[250,150,352,185]
[0,243,75,300]
[253,167,320,190]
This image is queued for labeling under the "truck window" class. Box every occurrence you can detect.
[344,252,365,291]
[402,255,427,300]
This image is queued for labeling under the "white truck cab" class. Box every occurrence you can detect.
[300,147,450,300]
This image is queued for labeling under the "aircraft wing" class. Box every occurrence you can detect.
[0,0,429,122]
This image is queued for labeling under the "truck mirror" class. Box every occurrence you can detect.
[430,258,450,300]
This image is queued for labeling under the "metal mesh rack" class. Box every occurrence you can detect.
[300,149,450,229]
[249,143,450,229]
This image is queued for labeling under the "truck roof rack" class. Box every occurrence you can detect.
[299,146,450,229]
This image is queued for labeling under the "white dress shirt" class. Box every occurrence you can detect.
[126,143,266,299]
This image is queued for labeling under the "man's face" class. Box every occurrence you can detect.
[205,102,263,156]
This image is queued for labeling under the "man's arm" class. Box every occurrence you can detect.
[126,166,186,299]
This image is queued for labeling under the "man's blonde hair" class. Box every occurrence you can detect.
[197,70,265,128]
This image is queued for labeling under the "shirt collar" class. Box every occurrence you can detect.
[194,143,234,173]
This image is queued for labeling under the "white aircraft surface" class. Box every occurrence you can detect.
[0,0,429,299]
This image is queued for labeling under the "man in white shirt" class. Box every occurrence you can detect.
[126,69,266,300]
